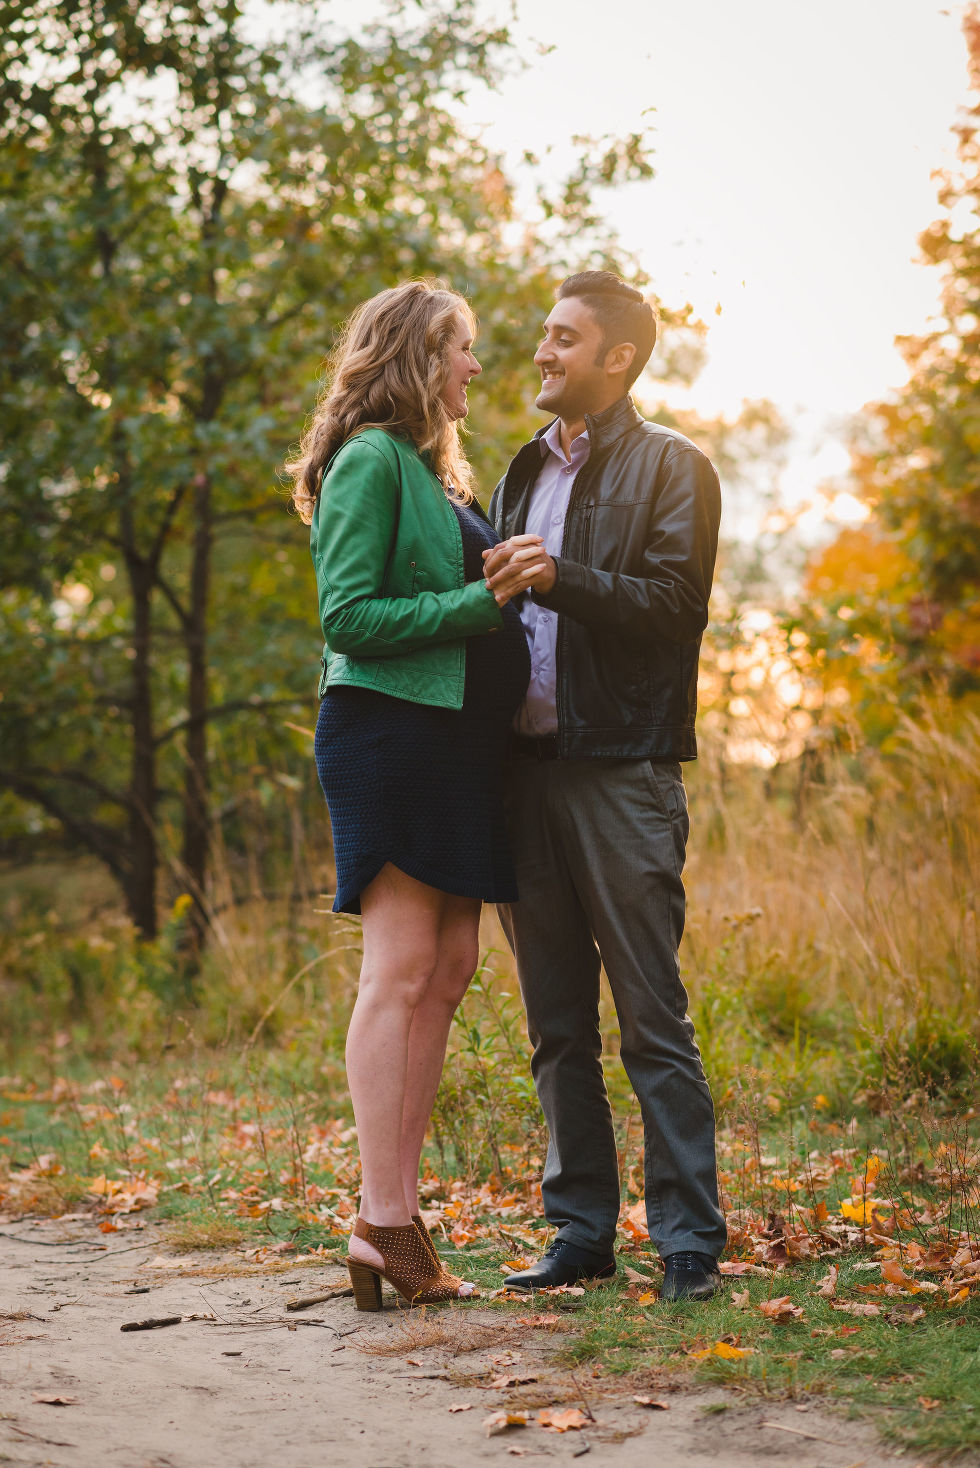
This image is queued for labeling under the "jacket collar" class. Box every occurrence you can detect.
[530,394,643,458]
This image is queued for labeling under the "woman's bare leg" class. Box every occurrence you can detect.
[345,864,444,1270]
[400,896,481,1215]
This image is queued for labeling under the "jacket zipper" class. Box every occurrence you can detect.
[554,454,601,753]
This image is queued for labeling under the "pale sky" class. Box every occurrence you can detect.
[457,0,968,508]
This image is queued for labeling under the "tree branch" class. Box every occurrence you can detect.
[153,696,305,748]
[156,573,191,632]
[0,774,130,882]
[147,481,189,572]
[15,766,131,810]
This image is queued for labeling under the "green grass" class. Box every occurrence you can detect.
[442,1247,980,1459]
[4,1055,978,1457]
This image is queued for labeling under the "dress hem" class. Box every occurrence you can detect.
[333,855,519,915]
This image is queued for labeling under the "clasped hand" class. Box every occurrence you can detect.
[482,534,556,607]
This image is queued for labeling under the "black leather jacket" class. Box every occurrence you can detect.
[489,396,721,760]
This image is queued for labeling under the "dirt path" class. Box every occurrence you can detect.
[1,1220,908,1468]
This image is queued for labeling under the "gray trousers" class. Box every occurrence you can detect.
[498,758,727,1260]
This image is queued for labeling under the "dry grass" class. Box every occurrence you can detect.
[355,1310,515,1357]
[165,1218,250,1253]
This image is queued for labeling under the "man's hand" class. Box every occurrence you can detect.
[482,534,557,606]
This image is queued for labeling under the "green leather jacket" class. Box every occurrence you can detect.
[311,428,503,709]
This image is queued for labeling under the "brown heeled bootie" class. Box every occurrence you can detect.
[346,1218,478,1311]
[412,1213,441,1268]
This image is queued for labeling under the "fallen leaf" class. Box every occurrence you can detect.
[758,1295,804,1322]
[831,1301,880,1318]
[840,1198,883,1226]
[633,1395,669,1409]
[621,1199,649,1241]
[815,1265,838,1298]
[500,1259,529,1273]
[623,1265,658,1287]
[886,1306,925,1325]
[690,1340,751,1360]
[918,1397,941,1411]
[448,1403,473,1413]
[484,1410,529,1436]
[33,1394,77,1406]
[514,1314,562,1328]
[538,1407,589,1432]
[538,1284,584,1296]
[731,1289,750,1310]
[490,1374,538,1389]
[881,1260,917,1289]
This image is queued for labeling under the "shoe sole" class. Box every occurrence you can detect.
[503,1265,617,1292]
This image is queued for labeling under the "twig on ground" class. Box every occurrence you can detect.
[567,1370,597,1423]
[9,1424,77,1448]
[120,1315,184,1332]
[760,1421,847,1445]
[286,1287,353,1310]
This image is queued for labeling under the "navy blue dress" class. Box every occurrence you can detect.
[315,500,531,914]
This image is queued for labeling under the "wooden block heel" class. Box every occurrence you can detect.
[347,1259,383,1311]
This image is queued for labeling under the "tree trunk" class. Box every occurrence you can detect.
[181,470,212,953]
[126,558,159,939]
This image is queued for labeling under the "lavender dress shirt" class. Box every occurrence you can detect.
[514,419,591,736]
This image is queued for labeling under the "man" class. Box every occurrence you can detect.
[483,271,726,1302]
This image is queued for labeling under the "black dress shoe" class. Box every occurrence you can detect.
[503,1239,616,1291]
[660,1250,722,1302]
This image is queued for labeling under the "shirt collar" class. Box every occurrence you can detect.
[540,417,590,466]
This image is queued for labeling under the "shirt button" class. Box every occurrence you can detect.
[564,466,573,474]
[551,516,562,526]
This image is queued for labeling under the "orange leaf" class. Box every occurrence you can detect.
[620,1200,650,1241]
[918,1397,942,1411]
[538,1407,589,1432]
[881,1259,918,1286]
[758,1295,804,1322]
[633,1396,670,1409]
[483,1411,529,1436]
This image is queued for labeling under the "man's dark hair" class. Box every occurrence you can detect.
[557,271,657,389]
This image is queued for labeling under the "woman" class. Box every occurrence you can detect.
[287,281,542,1310]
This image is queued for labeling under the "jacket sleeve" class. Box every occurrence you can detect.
[533,447,721,644]
[488,473,506,531]
[313,439,502,658]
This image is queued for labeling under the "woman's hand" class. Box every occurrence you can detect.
[482,534,555,606]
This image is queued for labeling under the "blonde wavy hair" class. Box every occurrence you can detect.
[286,280,477,523]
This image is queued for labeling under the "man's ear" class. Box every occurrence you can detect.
[604,341,636,380]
